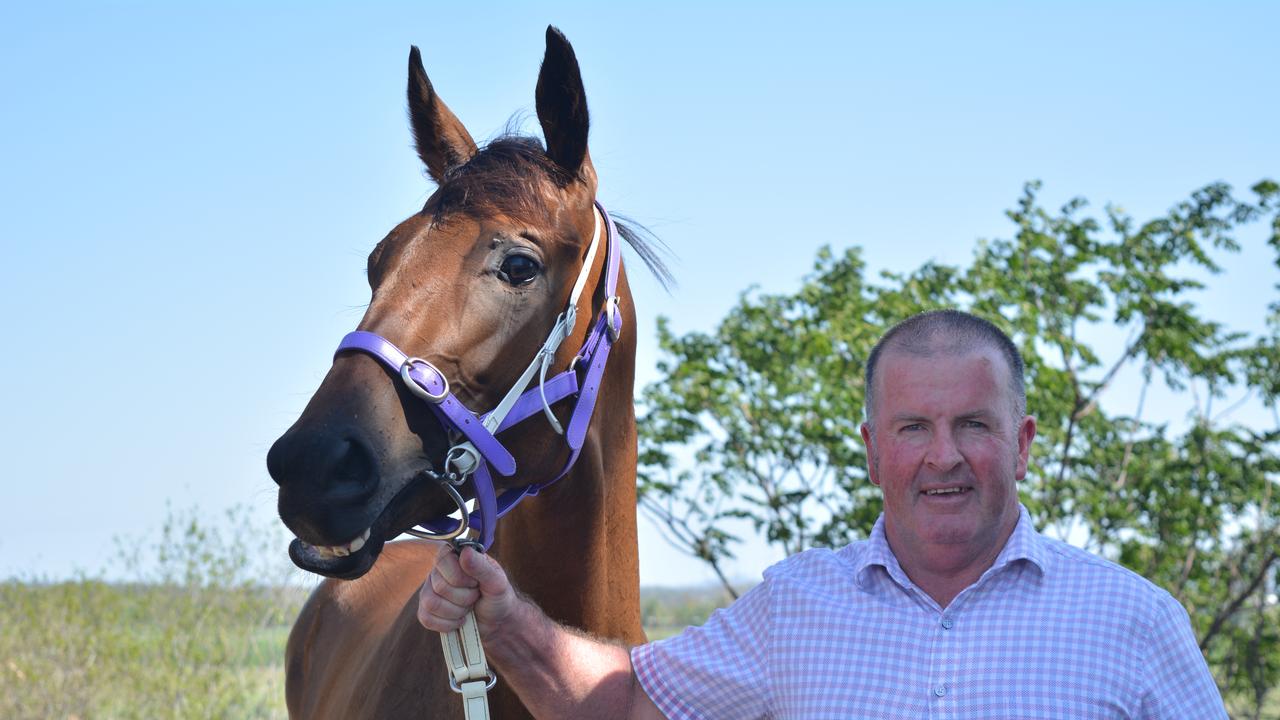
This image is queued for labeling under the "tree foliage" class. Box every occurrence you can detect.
[637,180,1280,715]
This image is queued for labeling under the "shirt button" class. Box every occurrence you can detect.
[934,684,947,697]
[941,617,954,630]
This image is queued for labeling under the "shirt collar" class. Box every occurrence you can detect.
[854,514,912,590]
[991,504,1048,576]
[853,504,1047,591]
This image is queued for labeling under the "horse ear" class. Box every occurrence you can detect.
[407,46,477,183]
[535,26,591,181]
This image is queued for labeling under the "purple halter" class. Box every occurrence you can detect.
[333,201,623,550]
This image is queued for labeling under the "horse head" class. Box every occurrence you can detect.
[267,27,632,580]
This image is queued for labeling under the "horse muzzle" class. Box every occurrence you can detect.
[267,396,458,578]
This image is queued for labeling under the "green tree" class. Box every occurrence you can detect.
[637,180,1280,715]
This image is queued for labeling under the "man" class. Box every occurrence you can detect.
[418,309,1226,718]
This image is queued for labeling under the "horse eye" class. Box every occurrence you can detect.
[498,254,541,286]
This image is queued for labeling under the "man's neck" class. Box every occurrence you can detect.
[885,517,1019,609]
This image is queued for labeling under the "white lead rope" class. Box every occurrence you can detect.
[441,607,495,719]
[438,207,604,720]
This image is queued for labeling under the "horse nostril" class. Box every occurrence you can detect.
[325,437,378,504]
[267,428,378,506]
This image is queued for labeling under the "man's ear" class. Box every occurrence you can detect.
[1014,415,1037,481]
[861,423,880,486]
[407,46,477,183]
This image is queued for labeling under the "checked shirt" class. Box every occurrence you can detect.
[631,506,1225,719]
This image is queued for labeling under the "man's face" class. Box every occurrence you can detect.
[860,346,1036,571]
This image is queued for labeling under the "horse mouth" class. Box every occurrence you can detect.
[290,531,381,580]
[287,470,455,580]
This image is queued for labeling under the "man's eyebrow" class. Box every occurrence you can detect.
[957,409,1003,423]
[888,410,998,423]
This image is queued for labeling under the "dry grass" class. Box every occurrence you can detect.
[0,581,303,719]
[0,506,306,720]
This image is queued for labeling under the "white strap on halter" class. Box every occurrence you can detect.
[442,207,603,477]
[439,207,604,720]
[482,205,602,435]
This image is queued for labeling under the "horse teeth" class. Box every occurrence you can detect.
[309,529,371,559]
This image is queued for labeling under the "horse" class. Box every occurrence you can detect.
[265,27,661,719]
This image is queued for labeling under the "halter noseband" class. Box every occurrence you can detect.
[333,201,623,550]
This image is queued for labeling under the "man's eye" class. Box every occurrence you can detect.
[498,255,541,286]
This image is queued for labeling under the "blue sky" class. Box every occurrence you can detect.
[2,1,1276,587]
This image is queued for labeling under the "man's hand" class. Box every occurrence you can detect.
[417,543,517,636]
[416,542,667,720]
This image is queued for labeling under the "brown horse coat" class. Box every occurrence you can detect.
[269,27,650,719]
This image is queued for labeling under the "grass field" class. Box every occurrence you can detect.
[0,506,734,719]
[0,579,304,720]
[0,578,734,719]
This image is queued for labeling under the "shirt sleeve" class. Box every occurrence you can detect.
[630,579,773,720]
[1138,590,1228,719]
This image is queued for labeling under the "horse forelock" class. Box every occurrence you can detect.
[428,135,570,223]
[428,134,674,288]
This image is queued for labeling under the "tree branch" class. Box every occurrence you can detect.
[1074,327,1146,421]
[1198,544,1280,651]
[1114,366,1151,489]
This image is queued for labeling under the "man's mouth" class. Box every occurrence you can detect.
[923,487,970,496]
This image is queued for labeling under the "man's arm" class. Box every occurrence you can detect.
[417,544,666,720]
[1138,591,1228,719]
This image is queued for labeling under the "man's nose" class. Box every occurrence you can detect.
[924,428,963,472]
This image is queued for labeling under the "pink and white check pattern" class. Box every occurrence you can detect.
[631,506,1226,719]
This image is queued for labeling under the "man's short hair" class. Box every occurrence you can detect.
[863,309,1026,426]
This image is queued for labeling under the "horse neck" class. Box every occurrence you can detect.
[491,277,645,645]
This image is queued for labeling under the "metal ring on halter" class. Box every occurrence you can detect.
[448,671,498,694]
[605,296,621,342]
[451,538,486,555]
[403,478,470,541]
[445,444,481,482]
[400,356,450,404]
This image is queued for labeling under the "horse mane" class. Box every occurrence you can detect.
[430,134,674,289]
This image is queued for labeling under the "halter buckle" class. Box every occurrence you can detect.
[448,671,498,694]
[605,296,621,342]
[400,356,449,404]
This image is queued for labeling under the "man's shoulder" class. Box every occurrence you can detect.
[1032,531,1178,612]
[761,539,874,587]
